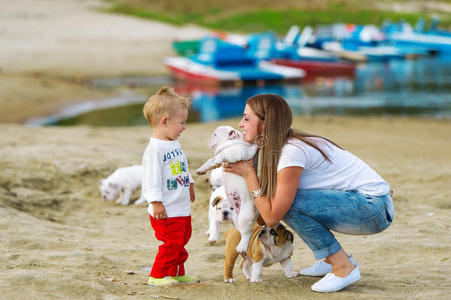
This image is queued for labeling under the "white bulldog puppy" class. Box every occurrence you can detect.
[196,126,258,254]
[207,185,234,245]
[208,166,224,192]
[99,165,145,206]
[224,223,298,283]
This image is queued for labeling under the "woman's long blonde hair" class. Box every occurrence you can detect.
[247,94,343,200]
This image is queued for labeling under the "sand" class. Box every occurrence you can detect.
[1,117,450,299]
[0,1,450,299]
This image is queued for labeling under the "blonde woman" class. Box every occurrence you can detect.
[223,94,394,293]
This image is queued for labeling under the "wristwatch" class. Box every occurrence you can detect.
[250,188,261,200]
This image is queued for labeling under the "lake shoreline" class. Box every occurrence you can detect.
[0,0,208,124]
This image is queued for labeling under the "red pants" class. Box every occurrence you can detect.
[149,215,192,278]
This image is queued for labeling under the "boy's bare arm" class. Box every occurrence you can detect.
[189,183,195,203]
[151,202,167,219]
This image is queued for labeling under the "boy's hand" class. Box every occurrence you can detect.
[151,202,167,219]
[189,183,195,203]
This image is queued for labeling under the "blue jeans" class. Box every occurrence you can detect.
[283,189,394,260]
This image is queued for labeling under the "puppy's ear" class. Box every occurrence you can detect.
[212,197,222,207]
[228,130,238,139]
[109,182,118,189]
[284,231,294,243]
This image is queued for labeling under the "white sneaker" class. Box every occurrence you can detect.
[300,254,355,277]
[311,265,361,293]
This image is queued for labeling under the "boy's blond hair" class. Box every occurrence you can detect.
[143,86,191,127]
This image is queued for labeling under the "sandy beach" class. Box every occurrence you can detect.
[0,1,450,299]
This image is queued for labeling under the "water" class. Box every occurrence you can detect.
[28,57,451,126]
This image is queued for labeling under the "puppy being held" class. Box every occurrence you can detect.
[196,126,258,254]
[99,165,145,206]
[224,223,298,283]
[206,185,234,245]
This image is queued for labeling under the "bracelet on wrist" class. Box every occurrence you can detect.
[250,188,261,200]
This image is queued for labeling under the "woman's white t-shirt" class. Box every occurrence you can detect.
[277,138,390,196]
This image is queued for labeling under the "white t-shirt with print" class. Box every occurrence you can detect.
[277,138,390,196]
[142,138,193,218]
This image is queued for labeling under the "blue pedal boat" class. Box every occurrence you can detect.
[165,37,304,85]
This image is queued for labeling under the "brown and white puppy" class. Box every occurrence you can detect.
[224,223,299,283]
[207,185,234,245]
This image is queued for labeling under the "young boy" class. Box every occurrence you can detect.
[141,87,198,286]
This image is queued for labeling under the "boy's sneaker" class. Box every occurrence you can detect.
[147,276,178,286]
[171,275,200,284]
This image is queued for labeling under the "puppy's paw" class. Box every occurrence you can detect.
[224,278,235,283]
[285,271,299,278]
[250,278,262,283]
[195,170,206,175]
[208,240,217,246]
[236,249,247,256]
[134,197,146,205]
[235,242,248,254]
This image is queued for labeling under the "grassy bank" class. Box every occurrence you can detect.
[105,0,451,34]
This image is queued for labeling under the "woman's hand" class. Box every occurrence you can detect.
[222,160,255,179]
